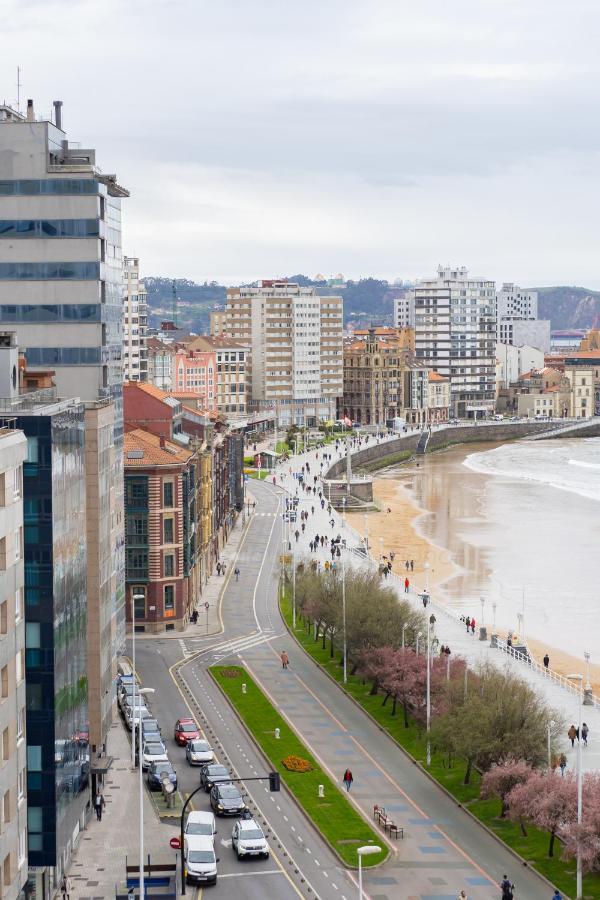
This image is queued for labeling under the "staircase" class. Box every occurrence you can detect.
[322,480,376,510]
[525,416,600,440]
[416,429,430,454]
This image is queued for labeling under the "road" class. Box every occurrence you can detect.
[136,473,554,900]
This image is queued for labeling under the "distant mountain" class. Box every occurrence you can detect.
[535,286,600,331]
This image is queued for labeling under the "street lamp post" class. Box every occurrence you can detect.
[137,686,155,900]
[424,561,430,593]
[342,496,346,528]
[584,652,592,705]
[547,719,555,769]
[567,672,584,900]
[357,846,382,899]
[363,513,369,552]
[131,593,145,769]
[492,601,497,635]
[480,596,485,629]
[292,543,296,630]
[416,630,422,657]
[426,620,431,766]
[342,549,347,684]
[402,622,407,651]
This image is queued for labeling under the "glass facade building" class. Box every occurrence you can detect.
[18,405,88,871]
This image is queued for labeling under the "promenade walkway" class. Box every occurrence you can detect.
[269,434,600,775]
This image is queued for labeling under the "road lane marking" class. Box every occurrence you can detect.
[218,870,282,878]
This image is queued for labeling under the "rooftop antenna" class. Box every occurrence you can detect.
[16,66,22,113]
[171,280,178,328]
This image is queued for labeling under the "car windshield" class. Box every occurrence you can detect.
[188,850,215,864]
[209,766,228,776]
[240,827,264,840]
[190,741,210,752]
[219,786,241,799]
[152,763,174,775]
[145,744,165,755]
[179,723,197,732]
[186,822,213,835]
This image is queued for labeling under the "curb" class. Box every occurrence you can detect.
[207,664,389,874]
[280,603,571,900]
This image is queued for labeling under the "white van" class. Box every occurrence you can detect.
[184,835,219,886]
[184,810,217,843]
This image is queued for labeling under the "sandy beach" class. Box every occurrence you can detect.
[347,444,600,695]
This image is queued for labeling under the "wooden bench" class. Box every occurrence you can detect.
[373,804,385,823]
[387,823,404,839]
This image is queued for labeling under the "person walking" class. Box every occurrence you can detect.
[410,559,414,571]
[457,892,468,900]
[405,560,410,571]
[60,874,70,900]
[568,724,577,747]
[342,768,353,792]
[234,567,240,582]
[280,651,289,670]
[552,890,563,900]
[470,618,475,634]
[582,722,589,746]
[94,789,105,821]
[216,562,222,576]
[543,653,550,669]
[500,875,514,900]
[559,753,567,776]
[466,616,471,633]
[294,529,300,542]
[404,577,409,593]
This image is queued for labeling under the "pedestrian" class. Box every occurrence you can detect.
[559,753,567,776]
[330,518,335,528]
[221,563,226,576]
[404,577,409,593]
[405,560,410,571]
[582,722,589,746]
[410,559,414,571]
[390,551,395,562]
[321,536,325,547]
[321,499,325,509]
[500,875,514,900]
[470,618,475,634]
[281,651,289,669]
[543,653,550,669]
[342,768,353,791]
[309,540,314,553]
[445,645,451,656]
[216,562,222,576]
[568,724,577,747]
[466,616,471,633]
[311,506,315,515]
[295,529,300,542]
[234,567,240,581]
[60,874,70,900]
[94,790,105,821]
[457,892,468,900]
[302,522,306,533]
[552,890,563,900]
[440,644,446,656]
[191,609,199,625]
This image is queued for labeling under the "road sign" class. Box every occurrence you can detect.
[170,837,181,850]
[204,602,210,610]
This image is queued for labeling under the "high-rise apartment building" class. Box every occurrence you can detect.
[186,336,249,416]
[496,283,550,352]
[412,266,496,418]
[340,327,413,426]
[225,281,343,426]
[394,294,415,328]
[0,425,28,900]
[122,256,148,382]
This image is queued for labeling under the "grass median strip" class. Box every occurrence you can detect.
[209,664,387,868]
[280,595,600,899]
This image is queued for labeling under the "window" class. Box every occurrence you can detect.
[0,178,99,195]
[25,623,41,667]
[126,548,148,580]
[14,589,21,623]
[132,589,146,620]
[14,529,20,562]
[0,218,100,238]
[24,346,101,365]
[0,303,101,323]
[3,790,9,824]
[16,708,23,742]
[15,652,23,684]
[0,603,5,635]
[0,667,6,700]
[18,828,26,866]
[3,852,10,887]
[2,728,8,761]
[17,769,24,802]
[0,261,100,280]
[163,517,174,543]
[164,585,175,616]
[163,481,174,507]
[164,554,175,577]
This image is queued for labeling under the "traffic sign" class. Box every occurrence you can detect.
[170,837,181,850]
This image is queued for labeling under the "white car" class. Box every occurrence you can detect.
[125,705,152,731]
[185,811,217,843]
[186,739,214,766]
[231,816,270,859]
[184,835,219,886]
[141,741,169,771]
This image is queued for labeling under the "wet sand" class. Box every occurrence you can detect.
[347,444,600,694]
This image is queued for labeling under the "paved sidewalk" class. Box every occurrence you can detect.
[273,438,600,774]
[64,720,178,899]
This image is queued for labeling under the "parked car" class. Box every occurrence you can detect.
[184,836,218,885]
[147,760,177,791]
[210,783,246,816]
[231,816,269,859]
[186,739,214,766]
[174,717,201,746]
[125,705,152,731]
[200,764,231,792]
[140,719,161,742]
[184,811,217,842]
[141,741,169,771]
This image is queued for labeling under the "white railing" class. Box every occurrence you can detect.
[493,637,600,706]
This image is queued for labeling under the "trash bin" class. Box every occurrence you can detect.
[479,626,488,642]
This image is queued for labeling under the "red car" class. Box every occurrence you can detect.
[174,717,200,745]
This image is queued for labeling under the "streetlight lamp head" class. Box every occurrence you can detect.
[357,845,382,857]
[567,673,583,681]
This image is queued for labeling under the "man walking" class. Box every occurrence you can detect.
[94,789,106,821]
[500,875,514,900]
[543,653,550,669]
[60,874,70,900]
[568,724,577,747]
[342,768,353,791]
[582,722,589,746]
[234,567,240,582]
[281,651,289,670]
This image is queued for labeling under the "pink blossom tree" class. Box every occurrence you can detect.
[480,759,534,818]
[561,772,600,873]
[507,771,578,856]
[379,649,426,727]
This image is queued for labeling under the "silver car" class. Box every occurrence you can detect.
[186,739,214,766]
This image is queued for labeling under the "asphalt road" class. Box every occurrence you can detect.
[134,474,555,900]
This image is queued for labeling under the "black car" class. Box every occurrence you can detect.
[200,764,231,792]
[147,760,177,791]
[210,783,246,816]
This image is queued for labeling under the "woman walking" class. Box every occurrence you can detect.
[342,768,353,792]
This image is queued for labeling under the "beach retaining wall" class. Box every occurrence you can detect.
[326,421,593,478]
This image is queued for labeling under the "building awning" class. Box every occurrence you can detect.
[91,756,114,775]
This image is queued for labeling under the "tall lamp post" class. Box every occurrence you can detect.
[402,622,407,651]
[426,619,431,766]
[416,630,422,657]
[131,593,145,768]
[547,719,555,769]
[424,561,430,593]
[567,672,584,900]
[584,651,592,705]
[492,601,497,636]
[342,548,347,684]
[137,686,155,900]
[480,596,485,629]
[357,845,382,899]
[363,513,369,552]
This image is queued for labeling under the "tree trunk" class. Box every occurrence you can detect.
[500,798,509,819]
[322,630,326,649]
[403,700,409,728]
[350,664,359,676]
[391,695,397,716]
[464,759,472,785]
[369,677,379,695]
[548,829,556,858]
[519,816,528,837]
[382,691,390,707]
[329,633,334,658]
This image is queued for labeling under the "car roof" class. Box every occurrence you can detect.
[150,761,173,771]
[187,811,215,823]
[216,782,239,793]
[185,834,214,850]
[239,818,262,831]
[177,717,195,725]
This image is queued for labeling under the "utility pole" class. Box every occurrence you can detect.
[171,279,178,327]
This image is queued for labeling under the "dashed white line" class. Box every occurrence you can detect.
[332,883,338,890]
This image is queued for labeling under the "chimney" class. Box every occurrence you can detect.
[53,100,63,130]
[26,99,34,122]
[159,436,166,448]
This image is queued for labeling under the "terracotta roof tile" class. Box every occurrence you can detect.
[124,428,193,467]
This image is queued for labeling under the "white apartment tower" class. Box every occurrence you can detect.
[225,281,343,426]
[496,283,550,352]
[394,294,415,328]
[413,266,496,418]
[123,256,148,381]
[0,426,28,900]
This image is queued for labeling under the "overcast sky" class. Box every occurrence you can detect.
[2,0,600,287]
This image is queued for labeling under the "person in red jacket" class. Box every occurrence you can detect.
[404,577,409,593]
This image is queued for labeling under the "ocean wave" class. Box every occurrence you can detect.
[463,450,600,502]
[568,459,600,471]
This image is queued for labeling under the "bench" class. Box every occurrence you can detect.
[373,805,404,838]
[388,823,404,839]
